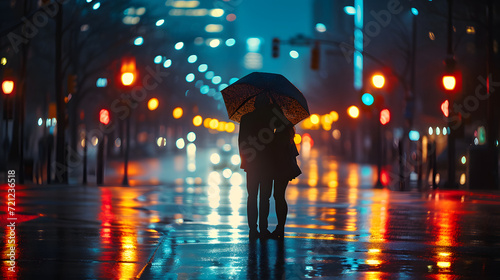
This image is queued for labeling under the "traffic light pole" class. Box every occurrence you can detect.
[445,0,456,188]
[375,119,383,188]
[122,113,131,186]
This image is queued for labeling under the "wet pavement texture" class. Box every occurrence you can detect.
[2,152,500,279]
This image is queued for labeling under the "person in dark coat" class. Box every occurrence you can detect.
[269,109,301,239]
[238,93,276,239]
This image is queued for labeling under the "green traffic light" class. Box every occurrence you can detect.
[362,93,374,106]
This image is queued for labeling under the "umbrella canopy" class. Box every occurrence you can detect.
[221,72,310,124]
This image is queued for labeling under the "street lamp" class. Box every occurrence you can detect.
[147,98,159,111]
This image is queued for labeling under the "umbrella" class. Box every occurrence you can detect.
[221,72,310,125]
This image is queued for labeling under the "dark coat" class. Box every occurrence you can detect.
[238,105,301,181]
[238,105,276,179]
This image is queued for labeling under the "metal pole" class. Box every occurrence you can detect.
[375,120,383,188]
[96,135,105,185]
[122,114,130,186]
[432,141,437,189]
[82,135,87,185]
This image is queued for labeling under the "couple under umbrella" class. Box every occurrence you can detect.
[221,72,310,239]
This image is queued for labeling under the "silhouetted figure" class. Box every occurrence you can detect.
[239,93,302,239]
[239,94,275,239]
[270,110,301,239]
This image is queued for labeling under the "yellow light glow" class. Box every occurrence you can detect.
[366,259,381,265]
[121,72,135,86]
[368,249,381,253]
[204,118,212,128]
[328,180,338,188]
[294,134,302,144]
[310,114,320,125]
[0,57,6,65]
[460,173,466,185]
[321,114,333,125]
[209,8,224,17]
[209,119,219,129]
[168,0,200,8]
[301,118,313,130]
[438,252,451,257]
[193,115,202,126]
[443,75,456,90]
[147,98,159,111]
[209,39,220,48]
[173,107,183,119]
[205,24,223,33]
[347,106,360,119]
[437,261,451,268]
[225,122,235,133]
[2,80,14,94]
[372,74,385,89]
[332,129,341,140]
[330,111,339,122]
[217,121,226,131]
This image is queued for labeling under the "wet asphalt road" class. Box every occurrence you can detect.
[2,150,500,279]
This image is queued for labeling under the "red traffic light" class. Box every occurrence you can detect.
[119,57,138,87]
[2,80,15,95]
[380,109,390,125]
[99,109,110,125]
[441,100,449,117]
[440,71,462,93]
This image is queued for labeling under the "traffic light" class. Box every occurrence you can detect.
[99,109,110,125]
[380,109,390,125]
[371,74,385,89]
[441,58,462,93]
[441,73,461,93]
[2,79,14,95]
[119,57,138,88]
[310,41,320,70]
[361,93,374,106]
[272,38,280,58]
[441,100,449,117]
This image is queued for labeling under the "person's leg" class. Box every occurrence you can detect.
[273,178,289,234]
[259,178,273,236]
[246,172,259,235]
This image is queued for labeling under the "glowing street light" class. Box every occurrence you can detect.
[371,74,385,89]
[148,98,159,111]
[347,106,360,119]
